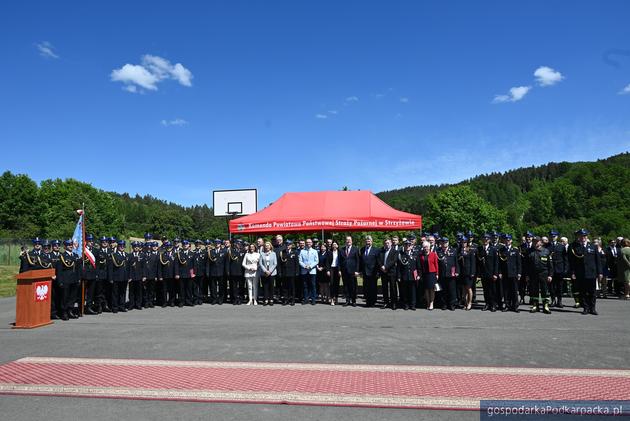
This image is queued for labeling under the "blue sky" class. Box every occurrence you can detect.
[1,0,629,209]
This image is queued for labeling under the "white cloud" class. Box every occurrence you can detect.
[492,86,531,103]
[161,118,188,127]
[345,96,359,102]
[399,97,409,103]
[619,84,630,95]
[315,114,328,119]
[327,110,338,115]
[534,66,564,86]
[111,54,193,93]
[36,41,59,59]
[111,64,160,91]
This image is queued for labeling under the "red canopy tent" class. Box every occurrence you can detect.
[228,190,422,234]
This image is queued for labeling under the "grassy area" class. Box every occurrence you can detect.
[0,265,18,298]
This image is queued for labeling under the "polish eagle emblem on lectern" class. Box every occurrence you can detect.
[35,283,49,301]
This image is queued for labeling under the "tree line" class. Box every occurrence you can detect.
[0,152,628,242]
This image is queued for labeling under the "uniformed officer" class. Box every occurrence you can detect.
[436,237,458,311]
[108,239,128,313]
[478,233,499,312]
[398,240,420,310]
[519,231,535,304]
[127,241,146,310]
[192,239,206,305]
[94,236,111,313]
[457,235,476,310]
[82,234,99,315]
[144,241,160,308]
[569,229,603,315]
[55,239,79,320]
[498,234,521,313]
[158,241,176,307]
[174,239,194,306]
[281,240,299,305]
[528,237,553,314]
[19,237,46,272]
[548,230,568,308]
[208,239,227,304]
[227,240,245,305]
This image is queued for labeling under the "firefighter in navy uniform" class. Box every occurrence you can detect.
[519,232,535,304]
[478,233,499,311]
[528,237,553,314]
[436,237,459,311]
[281,240,300,305]
[569,229,603,315]
[37,240,57,318]
[498,234,521,313]
[228,240,245,305]
[158,241,176,307]
[55,240,80,320]
[19,237,46,272]
[548,230,568,308]
[174,240,195,306]
[127,241,146,310]
[82,234,99,315]
[398,240,421,310]
[208,239,227,304]
[94,236,111,313]
[108,240,129,313]
[144,241,160,308]
[192,240,207,305]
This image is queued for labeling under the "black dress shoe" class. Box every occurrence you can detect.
[482,306,489,311]
[590,309,598,315]
[85,307,97,315]
[501,307,508,312]
[581,308,589,315]
[69,312,79,319]
[61,313,69,321]
[120,308,127,312]
[449,306,456,311]
[342,302,349,307]
[51,313,59,320]
[410,307,416,311]
[351,302,356,307]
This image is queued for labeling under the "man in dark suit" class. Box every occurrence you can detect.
[174,240,195,307]
[144,241,160,308]
[339,235,360,306]
[360,235,380,307]
[107,240,128,313]
[55,239,79,320]
[378,238,399,309]
[548,230,568,307]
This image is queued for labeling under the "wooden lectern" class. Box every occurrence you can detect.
[14,269,55,329]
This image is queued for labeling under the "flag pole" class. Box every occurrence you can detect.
[80,202,85,316]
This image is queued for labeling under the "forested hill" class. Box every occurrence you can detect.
[0,152,628,240]
[376,152,630,238]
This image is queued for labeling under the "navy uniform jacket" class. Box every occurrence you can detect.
[398,250,421,282]
[127,251,146,281]
[529,248,553,277]
[569,241,602,280]
[194,248,208,278]
[227,247,244,277]
[549,242,568,275]
[207,248,227,277]
[158,249,175,279]
[145,250,160,280]
[108,250,128,282]
[359,245,380,277]
[437,246,459,278]
[377,247,398,277]
[519,242,535,276]
[477,244,499,278]
[20,249,48,272]
[458,247,476,277]
[274,244,286,277]
[174,249,195,278]
[339,245,360,274]
[95,247,109,281]
[55,250,79,287]
[281,248,300,277]
[82,246,98,280]
[499,246,521,278]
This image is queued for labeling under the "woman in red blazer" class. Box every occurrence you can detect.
[419,241,439,310]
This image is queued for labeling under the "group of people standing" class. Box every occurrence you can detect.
[19,230,630,320]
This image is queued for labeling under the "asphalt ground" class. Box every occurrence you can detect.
[1,291,628,420]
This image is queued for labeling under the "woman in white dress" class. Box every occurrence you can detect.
[242,243,260,305]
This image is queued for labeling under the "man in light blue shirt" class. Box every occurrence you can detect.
[299,238,319,305]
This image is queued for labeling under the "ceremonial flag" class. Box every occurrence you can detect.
[72,209,95,268]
